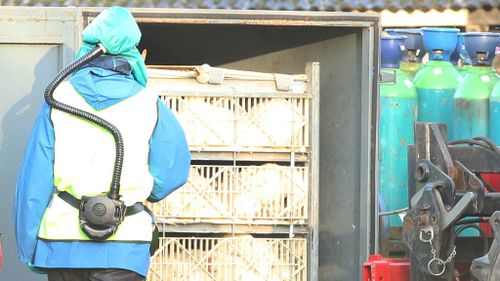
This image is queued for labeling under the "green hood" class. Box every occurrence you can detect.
[75,6,147,86]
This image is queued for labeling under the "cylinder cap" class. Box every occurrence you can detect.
[381,34,407,68]
[462,32,500,66]
[385,28,424,63]
[421,27,460,61]
[450,33,467,65]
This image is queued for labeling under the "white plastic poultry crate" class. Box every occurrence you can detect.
[146,163,308,224]
[146,65,312,153]
[148,236,307,281]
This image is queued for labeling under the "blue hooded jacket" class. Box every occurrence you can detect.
[13,7,191,277]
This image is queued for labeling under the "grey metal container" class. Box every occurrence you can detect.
[0,7,380,281]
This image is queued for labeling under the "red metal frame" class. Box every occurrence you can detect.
[481,174,500,192]
[362,254,410,281]
[475,174,499,237]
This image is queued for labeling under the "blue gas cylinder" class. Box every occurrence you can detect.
[379,34,418,227]
[414,28,462,133]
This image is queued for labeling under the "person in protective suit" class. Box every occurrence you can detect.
[13,7,191,281]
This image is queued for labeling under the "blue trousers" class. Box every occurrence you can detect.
[47,268,145,281]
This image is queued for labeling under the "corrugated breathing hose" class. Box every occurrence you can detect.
[43,44,123,200]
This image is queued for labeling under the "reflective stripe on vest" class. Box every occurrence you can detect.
[38,81,157,242]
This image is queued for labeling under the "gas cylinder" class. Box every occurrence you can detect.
[453,32,499,141]
[379,34,417,227]
[414,28,462,133]
[385,28,425,80]
[491,79,500,143]
[455,32,500,236]
[487,48,500,191]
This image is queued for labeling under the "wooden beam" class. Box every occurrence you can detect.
[380,8,468,27]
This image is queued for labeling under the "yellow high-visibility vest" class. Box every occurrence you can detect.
[38,81,157,242]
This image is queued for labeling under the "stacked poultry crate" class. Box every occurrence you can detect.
[145,62,318,281]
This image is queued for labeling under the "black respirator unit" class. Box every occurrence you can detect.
[44,44,130,241]
[79,195,126,240]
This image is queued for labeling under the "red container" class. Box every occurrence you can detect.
[362,254,410,281]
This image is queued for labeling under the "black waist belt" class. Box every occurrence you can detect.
[57,191,144,216]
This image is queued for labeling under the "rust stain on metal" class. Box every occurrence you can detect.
[137,17,316,26]
[239,18,313,26]
[403,215,412,234]
[2,16,45,23]
[458,99,471,110]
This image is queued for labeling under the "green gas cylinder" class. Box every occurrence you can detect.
[454,32,499,141]
[484,61,500,193]
[454,32,499,236]
[491,80,500,143]
[379,35,417,227]
[414,28,462,133]
[453,66,498,140]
